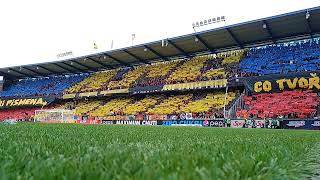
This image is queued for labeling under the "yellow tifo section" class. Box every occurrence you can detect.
[75,100,102,115]
[107,66,147,90]
[122,95,162,114]
[203,68,226,79]
[220,50,245,65]
[65,70,117,93]
[180,92,236,113]
[90,98,133,117]
[147,94,193,115]
[167,55,208,83]
[145,60,180,78]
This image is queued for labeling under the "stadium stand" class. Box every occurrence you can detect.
[122,95,162,115]
[201,51,243,80]
[107,66,148,90]
[0,104,61,121]
[237,90,319,119]
[180,91,236,114]
[74,100,103,116]
[0,75,86,97]
[167,56,208,84]
[90,98,133,117]
[0,107,39,121]
[60,52,241,94]
[240,39,320,75]
[147,94,193,115]
[134,61,180,87]
[1,8,320,125]
[65,70,117,93]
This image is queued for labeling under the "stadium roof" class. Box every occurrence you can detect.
[1,6,320,80]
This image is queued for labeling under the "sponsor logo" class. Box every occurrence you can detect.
[311,121,320,127]
[286,121,305,127]
[115,121,157,125]
[162,120,204,126]
[101,120,113,124]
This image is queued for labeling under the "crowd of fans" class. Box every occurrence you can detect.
[1,38,320,121]
[237,90,319,119]
[0,74,86,97]
[65,70,117,93]
[69,91,236,120]
[240,39,320,75]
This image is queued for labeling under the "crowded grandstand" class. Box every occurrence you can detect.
[0,7,320,129]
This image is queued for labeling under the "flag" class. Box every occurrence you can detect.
[93,43,98,49]
[111,40,114,49]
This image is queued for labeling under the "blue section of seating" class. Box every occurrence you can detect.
[240,39,320,75]
[0,74,87,97]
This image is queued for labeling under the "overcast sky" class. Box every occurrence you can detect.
[0,0,319,68]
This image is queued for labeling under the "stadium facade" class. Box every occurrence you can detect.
[0,7,320,129]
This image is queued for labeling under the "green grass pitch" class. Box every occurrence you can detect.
[0,123,319,179]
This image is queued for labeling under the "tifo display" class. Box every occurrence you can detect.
[0,38,320,129]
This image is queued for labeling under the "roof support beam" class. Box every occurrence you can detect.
[37,65,60,74]
[0,71,19,79]
[103,54,132,67]
[123,49,150,64]
[87,57,113,69]
[167,40,191,58]
[70,60,97,71]
[60,62,86,72]
[54,63,78,74]
[262,20,276,44]
[195,35,216,54]
[8,68,36,78]
[23,67,46,76]
[143,45,169,61]
[226,28,244,49]
[306,16,314,38]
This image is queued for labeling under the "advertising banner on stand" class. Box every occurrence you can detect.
[281,120,320,129]
[231,120,246,128]
[0,97,55,108]
[242,71,320,93]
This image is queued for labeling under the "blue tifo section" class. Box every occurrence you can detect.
[0,74,87,97]
[240,38,320,75]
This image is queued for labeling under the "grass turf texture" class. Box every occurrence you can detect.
[0,123,319,179]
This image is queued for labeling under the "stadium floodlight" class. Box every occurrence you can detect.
[193,15,226,32]
[306,10,310,19]
[131,34,136,46]
[161,39,168,47]
[262,23,267,29]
